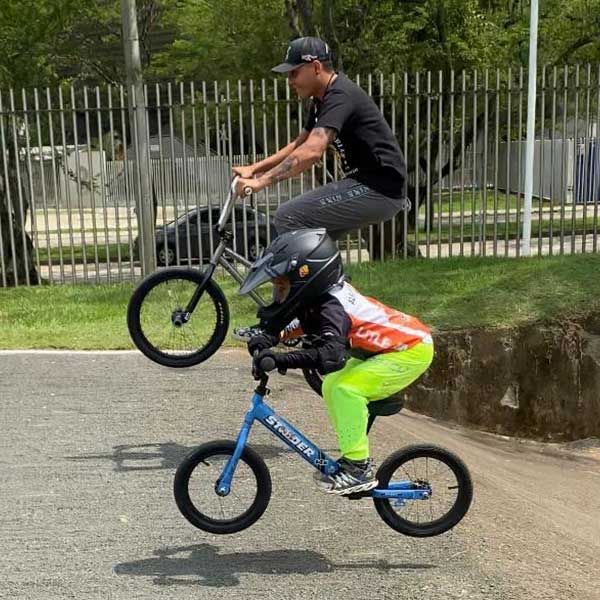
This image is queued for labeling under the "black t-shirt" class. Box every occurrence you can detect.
[304,73,406,199]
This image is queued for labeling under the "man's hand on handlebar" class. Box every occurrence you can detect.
[235,176,267,199]
[232,165,256,179]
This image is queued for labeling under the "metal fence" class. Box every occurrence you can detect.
[1,65,600,287]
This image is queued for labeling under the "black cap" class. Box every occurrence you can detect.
[272,37,332,73]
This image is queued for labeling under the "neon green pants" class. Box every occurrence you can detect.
[321,342,434,461]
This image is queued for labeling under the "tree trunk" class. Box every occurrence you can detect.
[321,0,343,70]
[296,0,316,36]
[284,0,302,38]
[284,0,316,37]
[0,124,40,286]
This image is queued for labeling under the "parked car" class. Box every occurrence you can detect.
[155,206,273,266]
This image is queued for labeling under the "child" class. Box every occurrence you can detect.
[239,229,434,495]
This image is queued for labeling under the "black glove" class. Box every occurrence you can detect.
[252,348,287,379]
[247,332,278,357]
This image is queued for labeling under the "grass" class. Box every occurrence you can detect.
[346,254,600,331]
[1,253,599,349]
[412,214,600,245]
[36,243,134,265]
[0,276,258,350]
[417,191,536,215]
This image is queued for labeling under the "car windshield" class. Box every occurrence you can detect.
[163,210,201,226]
[175,211,196,225]
[166,207,263,227]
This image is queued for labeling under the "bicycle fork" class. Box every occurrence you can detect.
[215,396,259,496]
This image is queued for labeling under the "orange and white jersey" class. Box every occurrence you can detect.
[329,282,432,353]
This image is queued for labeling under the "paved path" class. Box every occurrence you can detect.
[1,350,598,599]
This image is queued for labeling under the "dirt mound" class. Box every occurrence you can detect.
[405,313,600,441]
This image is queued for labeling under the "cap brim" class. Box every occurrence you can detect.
[271,62,302,73]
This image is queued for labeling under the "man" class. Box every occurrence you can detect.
[233,36,407,239]
[233,36,408,341]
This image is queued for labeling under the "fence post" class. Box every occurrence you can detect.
[121,0,155,276]
[522,0,539,256]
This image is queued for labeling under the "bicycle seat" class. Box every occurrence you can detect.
[367,396,404,418]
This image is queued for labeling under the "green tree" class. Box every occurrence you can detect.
[540,0,600,65]
[149,0,290,81]
[0,1,79,284]
[0,1,178,284]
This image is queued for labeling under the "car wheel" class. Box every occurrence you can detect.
[248,238,267,262]
[157,244,176,266]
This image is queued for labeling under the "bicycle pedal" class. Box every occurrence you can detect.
[328,479,379,496]
[232,325,264,342]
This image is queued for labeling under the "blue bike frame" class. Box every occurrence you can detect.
[216,383,431,502]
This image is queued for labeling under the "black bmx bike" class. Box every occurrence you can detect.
[127,177,324,394]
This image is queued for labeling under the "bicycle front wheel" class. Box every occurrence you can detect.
[174,440,272,534]
[127,268,229,368]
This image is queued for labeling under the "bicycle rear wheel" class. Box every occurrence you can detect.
[127,268,229,368]
[374,444,473,537]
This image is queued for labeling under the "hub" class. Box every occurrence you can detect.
[171,309,189,327]
[215,481,230,497]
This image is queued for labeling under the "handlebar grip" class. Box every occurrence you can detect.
[243,186,253,197]
[258,356,276,372]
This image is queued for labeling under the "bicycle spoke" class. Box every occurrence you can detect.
[138,275,220,358]
[387,454,461,526]
[186,453,258,524]
[168,327,177,348]
[430,496,434,522]
[400,464,413,482]
[180,325,192,351]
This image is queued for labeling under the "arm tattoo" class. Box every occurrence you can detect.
[267,155,300,183]
[262,127,335,184]
[312,127,337,144]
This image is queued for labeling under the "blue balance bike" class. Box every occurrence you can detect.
[174,355,473,537]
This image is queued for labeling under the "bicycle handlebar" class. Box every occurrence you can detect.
[258,355,276,372]
[229,176,253,198]
[229,176,239,196]
[218,177,250,232]
[252,350,277,379]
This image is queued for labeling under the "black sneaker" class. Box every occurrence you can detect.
[312,469,335,493]
[234,319,301,344]
[232,324,264,342]
[326,458,378,496]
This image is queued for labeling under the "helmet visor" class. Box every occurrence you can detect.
[238,252,289,295]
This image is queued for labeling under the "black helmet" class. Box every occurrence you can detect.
[239,229,343,333]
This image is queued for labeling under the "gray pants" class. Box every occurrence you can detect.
[273,178,406,240]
